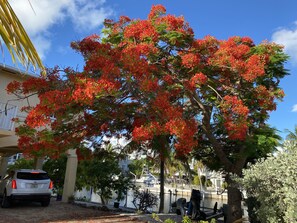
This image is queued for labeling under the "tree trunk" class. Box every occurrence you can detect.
[226,174,243,223]
[159,157,165,213]
[100,195,106,206]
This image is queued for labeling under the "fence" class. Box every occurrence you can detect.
[0,102,18,131]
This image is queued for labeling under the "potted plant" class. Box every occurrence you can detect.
[114,187,125,208]
[56,188,63,201]
[114,184,126,208]
[113,200,120,208]
[113,175,134,208]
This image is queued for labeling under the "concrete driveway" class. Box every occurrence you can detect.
[0,198,143,223]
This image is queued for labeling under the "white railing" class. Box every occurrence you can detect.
[0,102,18,131]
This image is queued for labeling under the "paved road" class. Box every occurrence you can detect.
[0,198,143,223]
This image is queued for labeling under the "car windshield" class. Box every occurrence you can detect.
[17,172,49,180]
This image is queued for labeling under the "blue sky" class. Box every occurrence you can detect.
[6,0,297,139]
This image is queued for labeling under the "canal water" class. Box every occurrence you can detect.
[75,185,227,214]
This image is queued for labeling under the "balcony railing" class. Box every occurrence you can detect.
[0,102,18,131]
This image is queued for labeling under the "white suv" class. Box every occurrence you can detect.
[0,169,53,208]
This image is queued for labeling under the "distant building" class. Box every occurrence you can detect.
[118,156,131,173]
[7,153,23,165]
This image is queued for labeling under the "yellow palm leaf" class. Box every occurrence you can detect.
[0,0,45,75]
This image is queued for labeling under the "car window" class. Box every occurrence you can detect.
[17,172,49,180]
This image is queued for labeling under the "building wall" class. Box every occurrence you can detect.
[0,65,39,155]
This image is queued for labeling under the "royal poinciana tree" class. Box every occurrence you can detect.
[7,5,288,222]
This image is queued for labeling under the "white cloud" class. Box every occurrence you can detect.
[292,104,297,112]
[57,46,69,55]
[32,35,52,59]
[9,0,113,59]
[67,0,113,31]
[103,135,130,148]
[272,22,297,64]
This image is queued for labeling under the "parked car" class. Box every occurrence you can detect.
[0,169,53,208]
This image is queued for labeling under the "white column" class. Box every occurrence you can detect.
[34,157,44,170]
[62,149,78,202]
[0,156,9,179]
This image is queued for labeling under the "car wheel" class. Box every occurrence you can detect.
[1,191,11,208]
[41,199,50,207]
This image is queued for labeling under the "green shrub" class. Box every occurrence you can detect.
[132,189,158,212]
[7,158,34,172]
[200,175,206,186]
[182,216,192,223]
[164,219,176,223]
[221,181,228,189]
[205,179,212,187]
[244,196,261,223]
[239,150,297,222]
[152,215,216,223]
[193,175,201,185]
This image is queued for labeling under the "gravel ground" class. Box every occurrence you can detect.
[0,198,183,223]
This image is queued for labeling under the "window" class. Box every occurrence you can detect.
[17,172,49,180]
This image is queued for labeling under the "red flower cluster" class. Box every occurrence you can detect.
[17,131,63,159]
[25,105,51,128]
[162,74,174,85]
[132,121,163,142]
[124,42,159,58]
[21,77,49,94]
[194,35,219,59]
[140,77,159,92]
[181,53,200,68]
[254,85,276,111]
[6,80,21,94]
[124,20,159,42]
[148,4,166,20]
[7,4,286,158]
[120,47,157,80]
[157,15,193,36]
[167,119,197,154]
[72,77,119,104]
[189,72,208,88]
[210,36,267,82]
[221,96,249,140]
[242,55,265,82]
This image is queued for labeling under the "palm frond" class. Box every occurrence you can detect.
[0,0,45,75]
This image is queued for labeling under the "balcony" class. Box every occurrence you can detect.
[0,102,18,135]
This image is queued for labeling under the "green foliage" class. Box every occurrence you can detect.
[7,158,34,172]
[114,174,134,202]
[196,220,216,223]
[221,181,228,189]
[151,213,176,223]
[245,127,281,162]
[192,126,281,171]
[283,125,297,152]
[77,151,133,205]
[151,213,161,222]
[193,175,201,186]
[182,216,192,223]
[68,194,75,203]
[43,155,67,192]
[74,196,91,202]
[205,179,213,187]
[200,175,206,186]
[239,149,297,222]
[244,197,261,223]
[128,158,146,178]
[164,219,176,223]
[152,215,217,223]
[132,189,158,212]
[10,6,288,221]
